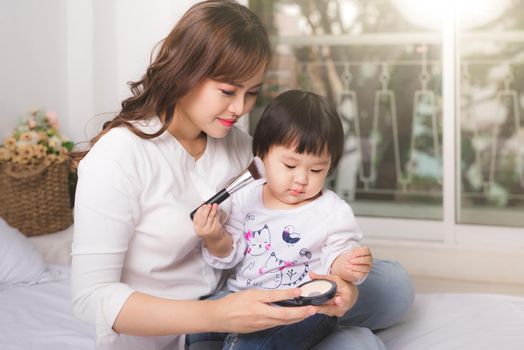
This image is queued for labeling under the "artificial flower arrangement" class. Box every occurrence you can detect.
[0,109,74,170]
[0,108,75,236]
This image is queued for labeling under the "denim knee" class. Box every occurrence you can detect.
[374,260,414,328]
[339,259,415,330]
[312,326,387,350]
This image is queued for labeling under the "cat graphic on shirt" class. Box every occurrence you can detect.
[256,252,309,289]
[244,224,271,256]
[239,223,309,289]
[238,224,272,281]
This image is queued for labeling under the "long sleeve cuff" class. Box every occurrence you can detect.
[95,285,135,345]
[201,234,244,270]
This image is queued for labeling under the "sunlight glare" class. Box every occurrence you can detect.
[390,0,510,30]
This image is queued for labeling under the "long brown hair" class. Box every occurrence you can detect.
[71,0,270,166]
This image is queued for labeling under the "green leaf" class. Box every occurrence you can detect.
[62,141,74,152]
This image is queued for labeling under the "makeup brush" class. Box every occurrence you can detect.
[190,157,265,220]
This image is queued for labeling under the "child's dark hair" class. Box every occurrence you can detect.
[252,90,344,174]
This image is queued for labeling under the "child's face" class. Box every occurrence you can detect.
[262,144,331,209]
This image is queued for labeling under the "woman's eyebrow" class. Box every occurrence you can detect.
[227,82,263,89]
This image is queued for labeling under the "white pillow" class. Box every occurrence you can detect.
[29,225,74,265]
[0,218,49,290]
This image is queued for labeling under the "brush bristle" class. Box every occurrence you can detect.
[247,156,265,180]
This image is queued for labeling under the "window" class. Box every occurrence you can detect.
[249,0,524,229]
[250,0,443,221]
[458,0,524,227]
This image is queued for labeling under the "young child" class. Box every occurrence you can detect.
[191,90,372,349]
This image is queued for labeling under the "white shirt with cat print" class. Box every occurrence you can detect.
[202,178,364,291]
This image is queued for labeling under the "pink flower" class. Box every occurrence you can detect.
[46,111,59,128]
[28,116,37,129]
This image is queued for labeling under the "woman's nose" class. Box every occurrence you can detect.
[228,94,246,116]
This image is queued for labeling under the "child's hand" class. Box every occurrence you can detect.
[193,203,225,241]
[331,247,373,284]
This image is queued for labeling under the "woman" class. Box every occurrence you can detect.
[71,1,413,349]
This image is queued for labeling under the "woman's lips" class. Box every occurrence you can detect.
[218,118,237,127]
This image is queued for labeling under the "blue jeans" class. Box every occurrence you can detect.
[209,314,337,350]
[187,259,414,350]
[312,259,415,350]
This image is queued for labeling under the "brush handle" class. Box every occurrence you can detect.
[190,188,230,220]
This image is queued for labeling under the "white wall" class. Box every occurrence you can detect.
[0,0,68,138]
[0,0,197,142]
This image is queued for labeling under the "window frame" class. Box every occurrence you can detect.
[258,1,524,247]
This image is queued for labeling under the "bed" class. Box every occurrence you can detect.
[0,219,94,350]
[376,293,524,349]
[1,218,524,350]
[0,264,94,350]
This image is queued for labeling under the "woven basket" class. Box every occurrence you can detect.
[0,160,73,236]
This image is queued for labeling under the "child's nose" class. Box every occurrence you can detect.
[294,172,308,185]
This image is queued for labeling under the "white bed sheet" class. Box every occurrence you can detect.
[377,293,524,349]
[0,265,95,350]
[2,264,524,350]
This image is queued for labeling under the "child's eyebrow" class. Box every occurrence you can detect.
[281,155,299,161]
[310,159,331,167]
[281,154,330,166]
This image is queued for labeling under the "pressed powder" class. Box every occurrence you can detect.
[300,279,334,298]
[274,279,337,307]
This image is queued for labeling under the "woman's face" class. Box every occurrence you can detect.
[175,67,265,139]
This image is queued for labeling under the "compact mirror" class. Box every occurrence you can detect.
[274,279,337,307]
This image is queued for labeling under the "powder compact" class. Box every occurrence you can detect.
[274,279,337,307]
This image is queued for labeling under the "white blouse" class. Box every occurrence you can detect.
[202,179,364,292]
[71,117,252,349]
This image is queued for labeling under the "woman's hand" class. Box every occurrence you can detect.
[211,288,318,333]
[309,271,358,317]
